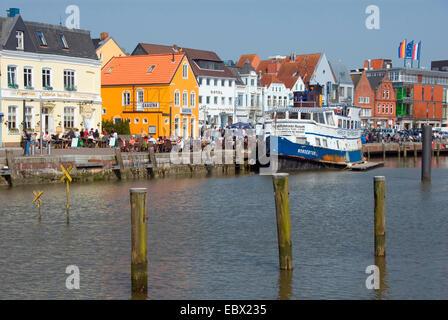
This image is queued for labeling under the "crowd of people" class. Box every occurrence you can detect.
[362,129,448,144]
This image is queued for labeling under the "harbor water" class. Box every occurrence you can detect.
[0,157,447,299]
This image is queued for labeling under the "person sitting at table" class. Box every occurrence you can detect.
[148,135,157,144]
[30,132,39,153]
[43,131,50,148]
[93,129,100,139]
[129,135,136,151]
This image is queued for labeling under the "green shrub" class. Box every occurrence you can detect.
[102,120,130,135]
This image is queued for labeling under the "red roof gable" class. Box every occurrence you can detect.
[101,53,185,86]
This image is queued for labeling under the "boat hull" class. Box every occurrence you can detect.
[266,136,363,170]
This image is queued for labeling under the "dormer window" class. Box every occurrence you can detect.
[37,31,47,46]
[59,34,69,49]
[147,65,155,73]
[16,31,24,50]
[106,67,113,74]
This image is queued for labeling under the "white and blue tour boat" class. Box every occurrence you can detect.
[263,106,364,170]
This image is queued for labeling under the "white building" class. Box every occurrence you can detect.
[228,61,264,124]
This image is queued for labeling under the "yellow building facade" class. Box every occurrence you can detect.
[101,53,199,138]
[94,33,126,68]
[0,14,102,147]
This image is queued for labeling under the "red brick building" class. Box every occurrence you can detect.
[372,72,396,128]
[354,71,375,128]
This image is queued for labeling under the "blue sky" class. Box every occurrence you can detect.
[4,0,447,69]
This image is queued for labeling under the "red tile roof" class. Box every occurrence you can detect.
[236,54,260,69]
[256,53,322,89]
[101,53,185,86]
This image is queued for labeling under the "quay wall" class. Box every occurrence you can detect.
[0,150,246,186]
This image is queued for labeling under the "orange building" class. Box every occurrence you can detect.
[101,53,199,138]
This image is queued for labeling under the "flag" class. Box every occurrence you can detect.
[398,40,406,59]
[406,40,414,59]
[412,41,421,60]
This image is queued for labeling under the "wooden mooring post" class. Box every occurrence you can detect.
[421,125,432,182]
[272,173,293,270]
[374,176,386,257]
[437,142,441,161]
[382,143,386,161]
[414,143,417,161]
[403,143,407,160]
[130,188,148,295]
[367,146,370,161]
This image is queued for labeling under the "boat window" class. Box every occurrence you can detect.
[276,112,286,119]
[325,112,335,126]
[343,120,347,128]
[289,112,298,119]
[323,139,328,147]
[351,120,354,129]
[336,141,340,149]
[315,138,321,146]
[313,112,325,124]
[338,119,342,128]
[301,112,311,120]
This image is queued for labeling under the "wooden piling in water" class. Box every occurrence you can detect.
[367,146,370,161]
[403,143,407,160]
[437,142,440,161]
[130,188,148,295]
[382,143,386,161]
[374,176,386,257]
[272,173,293,270]
[414,143,417,161]
[397,144,401,159]
[422,125,432,182]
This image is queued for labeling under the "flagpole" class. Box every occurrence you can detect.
[418,42,422,69]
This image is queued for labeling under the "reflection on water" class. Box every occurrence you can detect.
[0,158,448,299]
[372,256,389,300]
[278,270,294,300]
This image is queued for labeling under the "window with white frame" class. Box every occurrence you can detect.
[182,63,188,79]
[390,104,394,114]
[7,66,17,87]
[64,70,75,90]
[174,117,180,136]
[134,118,140,124]
[137,89,144,104]
[143,118,148,124]
[64,107,75,128]
[25,106,33,129]
[8,106,18,130]
[214,96,218,105]
[238,94,243,107]
[190,92,196,107]
[16,31,24,50]
[122,91,131,106]
[23,67,32,88]
[175,91,180,106]
[183,91,188,107]
[42,68,51,88]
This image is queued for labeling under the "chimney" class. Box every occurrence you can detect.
[100,32,109,41]
[367,59,371,70]
[173,44,179,53]
[290,53,296,61]
[172,52,175,63]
